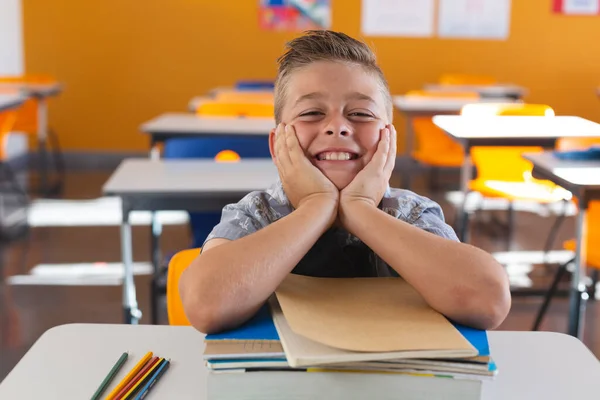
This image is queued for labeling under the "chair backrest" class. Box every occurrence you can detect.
[405,89,480,99]
[462,104,554,182]
[196,101,274,118]
[214,91,274,104]
[235,80,275,91]
[167,248,201,326]
[0,110,17,160]
[12,98,38,133]
[439,73,496,86]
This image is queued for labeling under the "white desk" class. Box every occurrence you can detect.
[0,93,25,112]
[1,324,599,400]
[423,84,527,100]
[392,96,518,187]
[140,113,274,159]
[433,115,600,243]
[523,152,600,339]
[102,159,279,324]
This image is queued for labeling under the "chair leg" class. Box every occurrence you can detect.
[46,128,66,196]
[589,269,599,300]
[533,259,573,331]
[506,201,515,251]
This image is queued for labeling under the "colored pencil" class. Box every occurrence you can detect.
[114,357,160,400]
[91,352,128,400]
[121,358,165,400]
[104,352,153,400]
[133,359,171,400]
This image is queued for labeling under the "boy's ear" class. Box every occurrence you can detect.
[268,127,277,160]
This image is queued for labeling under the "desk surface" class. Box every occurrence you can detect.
[0,82,62,98]
[433,116,600,140]
[1,324,599,400]
[0,93,25,112]
[524,152,600,190]
[140,113,275,137]
[102,159,278,196]
[423,83,527,98]
[393,96,517,113]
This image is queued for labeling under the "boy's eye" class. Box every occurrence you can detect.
[299,111,324,117]
[348,112,375,118]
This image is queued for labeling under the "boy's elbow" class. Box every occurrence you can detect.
[179,270,225,334]
[463,275,511,330]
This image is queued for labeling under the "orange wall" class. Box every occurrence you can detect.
[22,0,600,152]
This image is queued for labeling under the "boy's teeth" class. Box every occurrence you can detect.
[320,152,352,161]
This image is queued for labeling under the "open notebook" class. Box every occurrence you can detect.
[271,274,478,368]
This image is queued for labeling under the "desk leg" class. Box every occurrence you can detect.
[568,209,588,338]
[150,211,162,325]
[37,98,49,194]
[120,203,141,324]
[402,116,414,189]
[457,153,472,242]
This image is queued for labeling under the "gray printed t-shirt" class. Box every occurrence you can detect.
[204,180,459,278]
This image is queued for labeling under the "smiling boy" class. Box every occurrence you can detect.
[180,30,511,334]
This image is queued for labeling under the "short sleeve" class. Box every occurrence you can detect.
[409,200,459,241]
[382,188,459,242]
[203,189,289,246]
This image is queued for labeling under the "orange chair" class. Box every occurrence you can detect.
[0,110,18,160]
[214,91,274,104]
[405,90,479,189]
[196,101,274,118]
[457,104,571,243]
[439,73,497,86]
[166,248,201,326]
[0,74,64,195]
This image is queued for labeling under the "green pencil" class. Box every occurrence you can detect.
[91,351,129,400]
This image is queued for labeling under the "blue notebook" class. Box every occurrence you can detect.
[206,305,491,359]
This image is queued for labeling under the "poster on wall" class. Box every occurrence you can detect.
[259,0,331,31]
[361,0,435,37]
[438,0,512,40]
[553,0,600,14]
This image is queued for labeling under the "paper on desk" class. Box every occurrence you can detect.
[361,0,435,37]
[274,274,474,354]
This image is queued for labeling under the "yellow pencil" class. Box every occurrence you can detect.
[121,358,165,400]
[104,351,153,400]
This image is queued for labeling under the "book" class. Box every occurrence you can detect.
[207,369,483,400]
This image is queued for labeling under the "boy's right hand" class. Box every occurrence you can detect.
[274,124,339,216]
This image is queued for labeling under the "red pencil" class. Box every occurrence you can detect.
[113,357,160,400]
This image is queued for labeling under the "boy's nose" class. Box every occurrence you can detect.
[324,115,351,137]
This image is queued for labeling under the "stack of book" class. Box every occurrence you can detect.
[203,275,496,399]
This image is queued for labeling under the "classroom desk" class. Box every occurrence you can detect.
[523,152,600,339]
[1,324,599,400]
[0,92,26,112]
[433,115,600,242]
[0,81,63,194]
[392,95,518,187]
[102,159,278,325]
[423,83,527,100]
[140,113,274,159]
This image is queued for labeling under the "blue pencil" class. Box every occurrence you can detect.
[133,359,170,400]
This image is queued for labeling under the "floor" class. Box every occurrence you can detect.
[0,168,598,382]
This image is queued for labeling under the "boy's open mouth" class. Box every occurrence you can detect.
[315,151,359,161]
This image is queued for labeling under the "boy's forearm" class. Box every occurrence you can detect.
[182,198,337,333]
[339,201,511,330]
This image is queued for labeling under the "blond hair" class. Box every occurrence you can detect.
[274,30,393,124]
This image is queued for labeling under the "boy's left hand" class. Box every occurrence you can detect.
[339,125,397,209]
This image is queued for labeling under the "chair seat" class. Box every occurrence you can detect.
[411,149,464,167]
[563,239,600,270]
[469,179,572,203]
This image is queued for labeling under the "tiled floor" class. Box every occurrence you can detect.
[0,169,598,382]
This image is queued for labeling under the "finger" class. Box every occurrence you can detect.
[284,125,308,166]
[274,123,292,173]
[367,127,390,172]
[383,124,397,175]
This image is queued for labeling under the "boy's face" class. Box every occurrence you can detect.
[272,61,390,190]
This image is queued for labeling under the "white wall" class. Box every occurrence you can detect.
[0,0,23,75]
